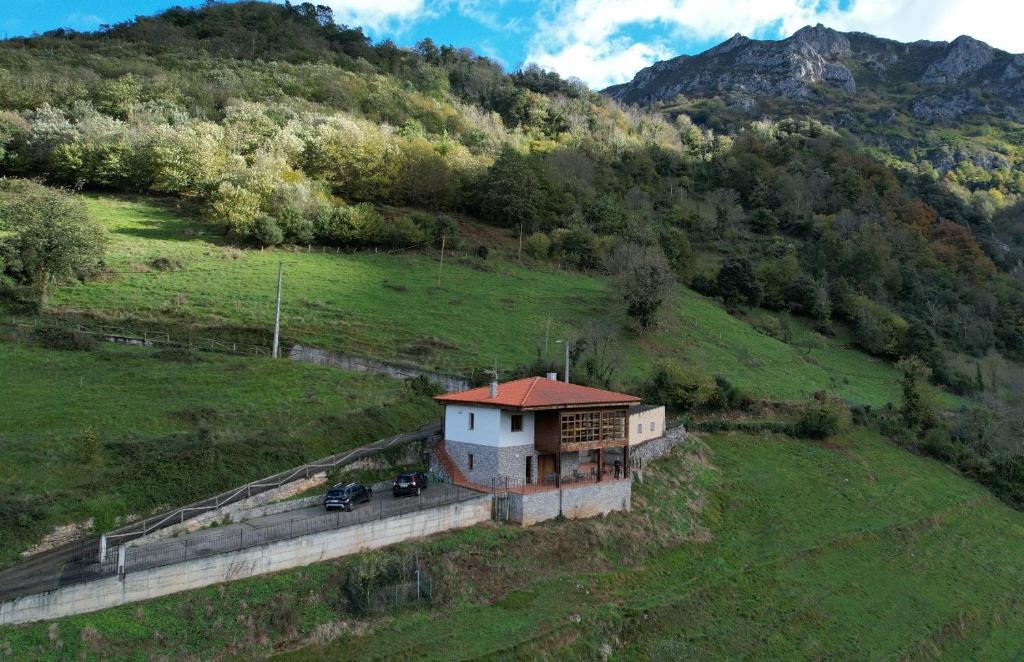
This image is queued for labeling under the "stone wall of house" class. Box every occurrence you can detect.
[443,438,539,485]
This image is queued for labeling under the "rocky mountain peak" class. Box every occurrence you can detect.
[706,32,750,56]
[921,34,996,83]
[791,23,852,59]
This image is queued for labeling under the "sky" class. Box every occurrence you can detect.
[5,0,1024,90]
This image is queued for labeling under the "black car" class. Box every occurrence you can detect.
[324,482,372,511]
[392,471,429,497]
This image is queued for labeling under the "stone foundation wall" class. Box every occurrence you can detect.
[506,479,632,526]
[443,439,538,485]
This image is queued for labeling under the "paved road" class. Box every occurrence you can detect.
[0,485,483,603]
[121,484,483,573]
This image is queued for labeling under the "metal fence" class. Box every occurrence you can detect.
[0,484,479,603]
[2,317,269,356]
[118,484,479,574]
[102,421,442,547]
[0,423,442,603]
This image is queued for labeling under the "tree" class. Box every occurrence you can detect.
[606,242,674,331]
[898,356,938,433]
[476,146,542,229]
[0,179,106,311]
[715,258,763,307]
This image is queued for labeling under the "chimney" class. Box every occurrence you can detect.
[489,380,498,398]
[546,372,558,381]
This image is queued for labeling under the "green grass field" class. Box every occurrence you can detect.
[41,195,908,407]
[5,428,1022,660]
[0,340,438,565]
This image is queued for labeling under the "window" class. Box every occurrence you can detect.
[650,421,656,432]
[468,412,474,430]
[468,453,474,470]
[511,414,523,432]
[637,423,643,434]
[560,410,626,445]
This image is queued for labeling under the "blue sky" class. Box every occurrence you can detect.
[5,1,1023,89]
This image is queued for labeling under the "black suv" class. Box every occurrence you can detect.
[392,472,429,497]
[324,482,372,511]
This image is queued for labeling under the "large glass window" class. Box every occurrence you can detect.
[559,409,626,445]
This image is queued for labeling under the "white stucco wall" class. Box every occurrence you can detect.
[628,406,666,445]
[444,406,534,448]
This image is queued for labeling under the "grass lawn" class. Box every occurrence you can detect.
[43,195,908,407]
[6,428,1024,660]
[0,339,439,565]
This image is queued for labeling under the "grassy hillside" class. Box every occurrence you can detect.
[4,429,1023,659]
[0,339,438,565]
[39,195,908,407]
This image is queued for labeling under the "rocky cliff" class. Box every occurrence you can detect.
[604,25,1024,120]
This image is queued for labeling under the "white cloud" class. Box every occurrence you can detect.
[524,0,1024,90]
[324,0,433,33]
[64,12,105,30]
[821,0,1024,53]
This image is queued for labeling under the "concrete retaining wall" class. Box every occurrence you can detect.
[136,473,329,544]
[0,495,493,626]
[508,479,632,526]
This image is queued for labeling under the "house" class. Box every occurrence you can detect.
[628,404,666,445]
[432,374,666,524]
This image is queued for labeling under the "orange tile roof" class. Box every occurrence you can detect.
[434,377,641,410]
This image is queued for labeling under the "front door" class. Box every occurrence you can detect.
[538,454,556,482]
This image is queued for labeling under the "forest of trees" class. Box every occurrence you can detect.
[0,1,1022,388]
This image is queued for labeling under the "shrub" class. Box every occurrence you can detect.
[794,395,851,439]
[643,362,717,412]
[476,244,489,260]
[149,256,184,271]
[32,326,97,351]
[252,215,284,246]
[78,429,103,465]
[525,231,551,259]
[705,375,753,412]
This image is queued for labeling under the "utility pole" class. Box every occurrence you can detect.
[272,261,283,358]
[518,224,523,265]
[437,233,446,288]
[556,339,570,383]
[544,318,550,358]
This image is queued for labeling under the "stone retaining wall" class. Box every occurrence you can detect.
[631,423,687,464]
[507,479,632,526]
[0,495,493,626]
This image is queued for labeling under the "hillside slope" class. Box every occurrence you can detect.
[46,195,909,407]
[4,429,1024,659]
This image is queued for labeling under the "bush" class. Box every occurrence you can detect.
[704,375,753,411]
[643,362,717,412]
[525,231,551,259]
[32,326,97,351]
[252,215,284,246]
[78,429,103,465]
[149,256,184,271]
[794,395,851,439]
